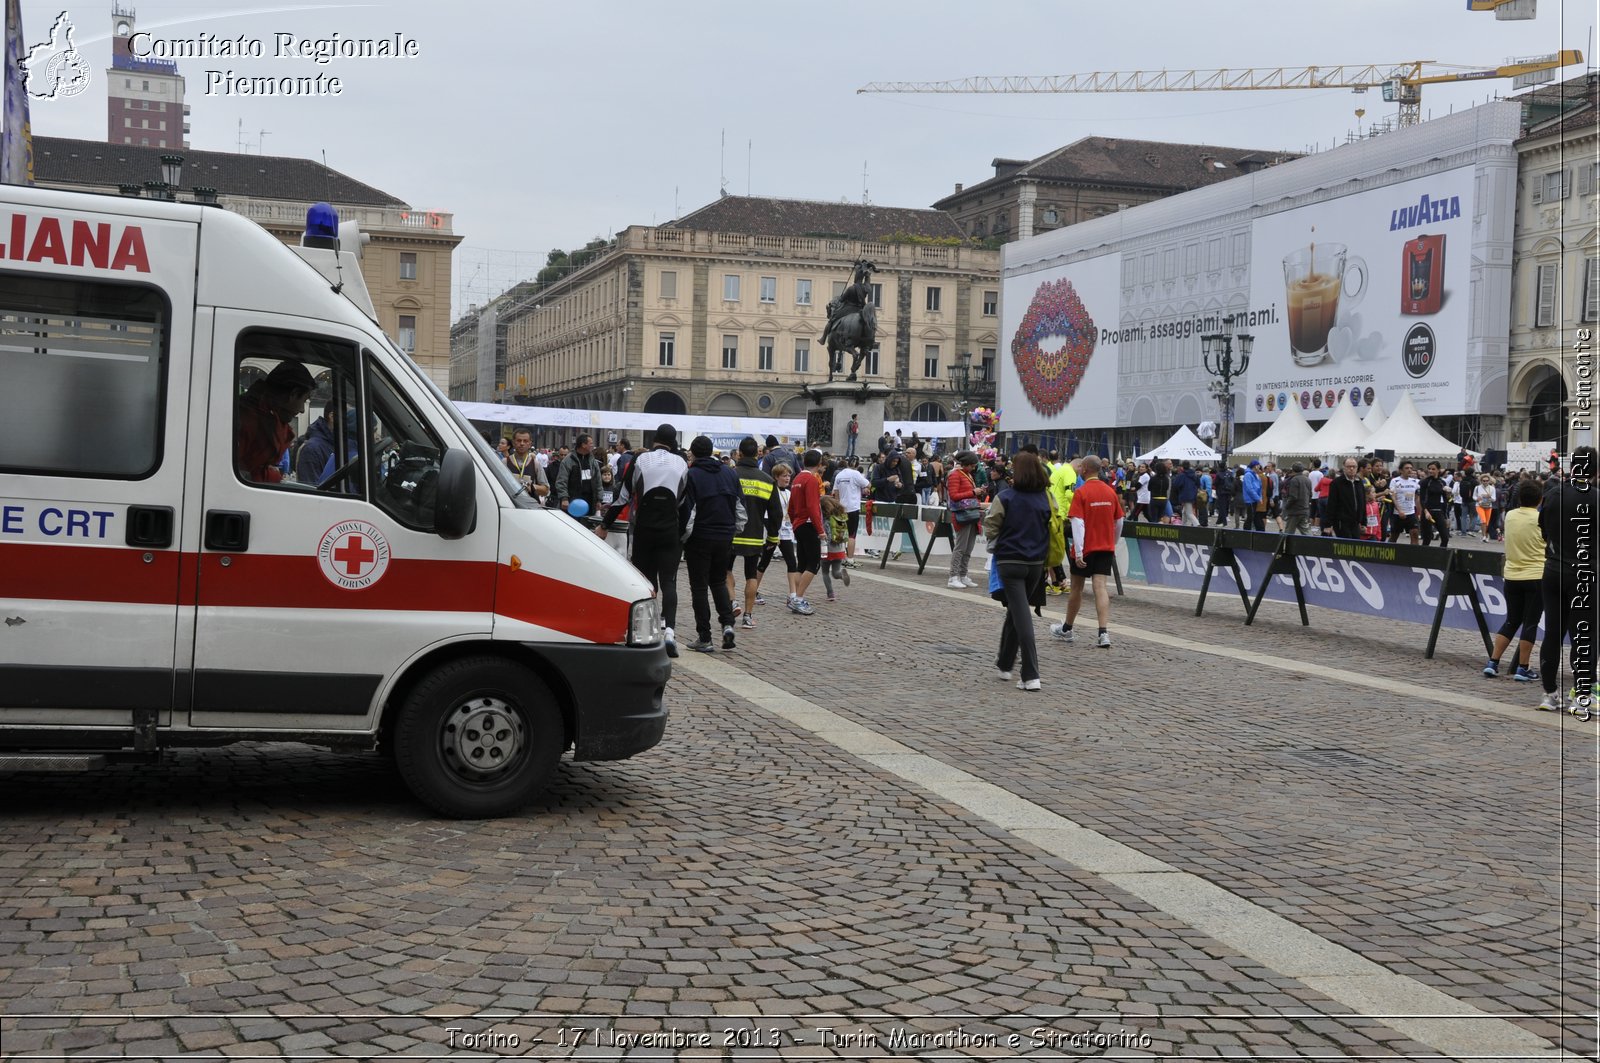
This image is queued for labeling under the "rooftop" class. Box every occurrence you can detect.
[668,194,965,241]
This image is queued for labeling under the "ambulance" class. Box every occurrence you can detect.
[0,184,669,817]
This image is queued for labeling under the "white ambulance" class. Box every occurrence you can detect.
[0,184,669,817]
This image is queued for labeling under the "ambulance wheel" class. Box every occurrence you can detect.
[394,656,562,818]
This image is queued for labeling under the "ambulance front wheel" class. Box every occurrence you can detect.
[394,656,563,818]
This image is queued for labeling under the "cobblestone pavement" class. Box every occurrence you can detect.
[0,551,1594,1060]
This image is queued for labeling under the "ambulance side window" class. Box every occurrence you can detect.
[0,272,168,478]
[233,331,360,490]
[364,355,446,531]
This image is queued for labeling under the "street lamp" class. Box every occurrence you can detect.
[1201,314,1253,464]
[948,350,976,419]
[159,154,183,197]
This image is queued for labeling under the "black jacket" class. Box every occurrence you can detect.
[684,457,744,543]
[1326,474,1366,536]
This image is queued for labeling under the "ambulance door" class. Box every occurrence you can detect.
[186,313,497,730]
[0,261,193,727]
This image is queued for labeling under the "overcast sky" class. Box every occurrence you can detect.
[17,0,1596,317]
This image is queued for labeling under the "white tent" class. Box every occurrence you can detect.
[1359,394,1464,459]
[1133,424,1222,463]
[453,401,964,442]
[1231,402,1318,461]
[1361,399,1388,435]
[1304,396,1371,460]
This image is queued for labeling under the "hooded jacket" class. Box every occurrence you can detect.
[684,455,745,543]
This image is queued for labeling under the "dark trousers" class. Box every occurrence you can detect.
[996,561,1045,683]
[630,533,682,631]
[1215,495,1232,526]
[1244,507,1265,532]
[684,537,735,642]
[1421,507,1451,547]
[1540,566,1597,701]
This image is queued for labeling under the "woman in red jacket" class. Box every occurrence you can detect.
[944,452,982,589]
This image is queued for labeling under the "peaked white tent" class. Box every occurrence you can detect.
[1360,394,1464,459]
[1361,399,1388,435]
[1231,402,1318,461]
[1304,396,1371,459]
[1133,424,1221,463]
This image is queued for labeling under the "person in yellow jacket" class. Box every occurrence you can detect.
[1480,476,1546,683]
[1045,457,1079,594]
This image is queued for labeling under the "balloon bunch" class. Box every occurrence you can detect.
[968,407,998,461]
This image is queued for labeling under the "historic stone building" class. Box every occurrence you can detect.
[1506,72,1598,450]
[934,137,1298,243]
[481,196,1000,434]
[30,137,460,388]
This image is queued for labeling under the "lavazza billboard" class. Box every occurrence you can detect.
[998,102,1520,432]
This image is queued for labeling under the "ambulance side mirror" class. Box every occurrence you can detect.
[434,449,477,540]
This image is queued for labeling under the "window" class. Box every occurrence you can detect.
[1,274,168,478]
[862,348,881,376]
[363,359,450,530]
[723,274,741,302]
[796,278,812,305]
[658,331,675,366]
[399,253,417,281]
[925,286,942,312]
[722,335,738,369]
[759,276,777,303]
[1042,208,1059,225]
[869,282,883,307]
[397,315,416,353]
[793,340,810,373]
[1581,162,1598,197]
[1536,264,1558,327]
[1141,253,1156,283]
[660,270,677,300]
[981,348,995,382]
[232,331,357,490]
[1540,170,1569,203]
[982,290,998,316]
[1585,258,1600,323]
[923,344,940,378]
[758,336,775,371]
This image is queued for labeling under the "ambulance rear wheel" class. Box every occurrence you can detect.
[394,656,562,818]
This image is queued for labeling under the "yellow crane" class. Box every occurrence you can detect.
[858,51,1583,127]
[1466,0,1537,19]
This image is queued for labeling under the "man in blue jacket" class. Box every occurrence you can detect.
[683,435,746,653]
[1170,461,1200,526]
[1240,461,1265,532]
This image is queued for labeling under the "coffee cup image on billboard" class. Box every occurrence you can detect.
[1283,242,1367,367]
[1402,234,1445,315]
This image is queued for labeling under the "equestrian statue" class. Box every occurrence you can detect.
[820,259,879,381]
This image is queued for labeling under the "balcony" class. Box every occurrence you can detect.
[228,197,455,235]
[622,226,996,272]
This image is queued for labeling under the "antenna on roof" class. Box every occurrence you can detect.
[862,160,869,205]
[747,138,751,196]
[258,130,270,154]
[321,149,346,296]
[719,129,727,197]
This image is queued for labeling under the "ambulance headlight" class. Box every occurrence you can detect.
[628,598,661,646]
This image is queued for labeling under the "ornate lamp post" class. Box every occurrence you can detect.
[949,350,977,417]
[1201,314,1253,465]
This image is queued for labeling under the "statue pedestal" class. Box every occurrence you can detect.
[799,381,892,457]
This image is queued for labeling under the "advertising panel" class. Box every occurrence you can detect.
[998,254,1119,430]
[1244,166,1476,422]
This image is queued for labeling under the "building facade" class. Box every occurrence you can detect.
[107,5,189,150]
[934,138,1298,244]
[31,137,461,387]
[1506,72,1598,450]
[479,197,1000,440]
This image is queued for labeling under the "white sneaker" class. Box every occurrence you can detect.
[1097,631,1112,648]
[959,576,977,587]
[1016,678,1042,692]
[1048,623,1075,643]
[994,668,1012,681]
[946,577,966,589]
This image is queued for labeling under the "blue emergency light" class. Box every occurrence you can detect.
[303,203,340,249]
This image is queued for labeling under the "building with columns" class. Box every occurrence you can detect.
[30,137,461,388]
[472,196,999,440]
[933,138,1298,244]
[1506,72,1598,450]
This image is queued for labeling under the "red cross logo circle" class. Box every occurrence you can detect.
[317,520,391,590]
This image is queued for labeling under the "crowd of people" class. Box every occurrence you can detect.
[492,426,1593,715]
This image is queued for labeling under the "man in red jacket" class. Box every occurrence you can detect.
[1051,455,1124,648]
[786,449,825,615]
[236,360,315,484]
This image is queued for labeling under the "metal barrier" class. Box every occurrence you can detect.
[1121,522,1503,659]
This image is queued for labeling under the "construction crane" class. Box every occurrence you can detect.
[1466,0,1537,19]
[858,51,1583,127]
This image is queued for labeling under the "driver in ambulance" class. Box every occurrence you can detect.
[236,360,316,483]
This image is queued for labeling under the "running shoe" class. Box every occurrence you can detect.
[840,566,851,586]
[755,595,767,605]
[960,576,977,588]
[1512,666,1538,682]
[1482,660,1499,678]
[947,577,966,589]
[994,668,1012,681]
[1048,623,1075,643]
[1016,678,1042,692]
[722,625,736,650]
[664,627,679,659]
[1536,690,1563,712]
[1096,631,1112,648]
[690,638,716,654]
[790,598,815,616]
[741,614,756,630]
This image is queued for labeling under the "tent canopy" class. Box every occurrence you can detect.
[454,402,964,443]
[1303,396,1370,459]
[1231,402,1318,461]
[1359,394,1464,459]
[1133,425,1222,463]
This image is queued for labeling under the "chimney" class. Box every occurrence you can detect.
[954,182,964,194]
[991,158,1028,180]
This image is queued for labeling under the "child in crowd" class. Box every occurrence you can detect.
[819,493,850,602]
[1362,486,1382,540]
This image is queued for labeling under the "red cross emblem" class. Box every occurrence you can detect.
[332,534,377,575]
